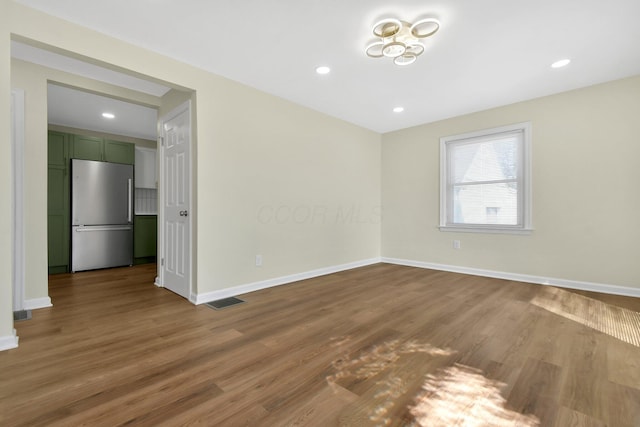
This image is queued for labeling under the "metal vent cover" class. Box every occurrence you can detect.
[13,310,32,322]
[205,297,245,310]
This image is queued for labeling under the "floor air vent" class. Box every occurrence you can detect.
[205,297,245,310]
[13,310,32,322]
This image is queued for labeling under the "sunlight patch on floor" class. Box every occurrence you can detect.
[327,339,539,426]
[327,339,454,385]
[327,339,455,425]
[410,364,540,427]
[532,288,640,347]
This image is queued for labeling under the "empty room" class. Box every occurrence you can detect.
[1,1,639,426]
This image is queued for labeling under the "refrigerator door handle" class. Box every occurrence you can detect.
[75,226,133,232]
[127,178,133,223]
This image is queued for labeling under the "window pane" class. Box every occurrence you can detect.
[451,135,519,184]
[452,182,518,225]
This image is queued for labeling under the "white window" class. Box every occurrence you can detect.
[440,122,532,234]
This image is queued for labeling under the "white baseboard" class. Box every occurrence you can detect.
[195,258,381,305]
[382,257,640,298]
[0,329,19,351]
[24,297,52,310]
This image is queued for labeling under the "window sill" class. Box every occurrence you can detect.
[439,225,533,235]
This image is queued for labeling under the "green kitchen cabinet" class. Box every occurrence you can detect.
[104,139,135,164]
[47,131,70,274]
[134,215,157,264]
[71,134,103,161]
[71,135,135,164]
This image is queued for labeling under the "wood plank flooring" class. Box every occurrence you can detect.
[1,263,640,426]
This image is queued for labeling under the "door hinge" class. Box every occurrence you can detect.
[161,258,165,266]
[158,136,164,146]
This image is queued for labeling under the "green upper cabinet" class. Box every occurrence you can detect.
[104,139,135,164]
[48,131,68,166]
[70,135,135,164]
[71,135,104,161]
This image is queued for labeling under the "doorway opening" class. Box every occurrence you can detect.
[11,39,196,316]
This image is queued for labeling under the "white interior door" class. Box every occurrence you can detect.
[160,102,191,299]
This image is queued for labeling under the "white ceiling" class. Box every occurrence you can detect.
[12,0,640,134]
[47,83,158,141]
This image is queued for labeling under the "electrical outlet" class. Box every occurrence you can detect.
[453,240,461,250]
[255,254,263,266]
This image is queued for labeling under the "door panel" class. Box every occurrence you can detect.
[161,103,191,299]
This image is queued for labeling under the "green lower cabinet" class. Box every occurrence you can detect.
[134,215,157,264]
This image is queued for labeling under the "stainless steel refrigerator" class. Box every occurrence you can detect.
[71,159,134,272]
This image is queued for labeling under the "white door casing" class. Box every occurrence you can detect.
[11,89,25,312]
[158,102,191,300]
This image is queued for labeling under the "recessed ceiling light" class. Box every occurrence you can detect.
[316,66,331,75]
[393,107,404,113]
[551,59,571,68]
[102,112,115,119]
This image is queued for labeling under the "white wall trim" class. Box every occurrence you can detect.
[382,257,640,298]
[194,258,381,305]
[11,89,26,312]
[195,256,639,306]
[0,329,19,352]
[24,297,53,310]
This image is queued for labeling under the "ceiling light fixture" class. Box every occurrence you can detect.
[316,66,331,75]
[365,17,440,66]
[101,112,115,119]
[393,107,404,113]
[551,59,571,68]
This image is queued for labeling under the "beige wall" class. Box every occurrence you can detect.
[200,82,381,289]
[159,89,193,119]
[382,75,640,289]
[2,0,381,342]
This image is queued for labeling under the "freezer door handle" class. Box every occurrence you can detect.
[127,178,133,223]
[75,226,133,232]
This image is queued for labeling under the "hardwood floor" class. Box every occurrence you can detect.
[1,263,640,426]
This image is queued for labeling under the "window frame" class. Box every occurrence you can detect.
[439,122,532,234]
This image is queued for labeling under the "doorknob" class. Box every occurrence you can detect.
[179,210,189,217]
